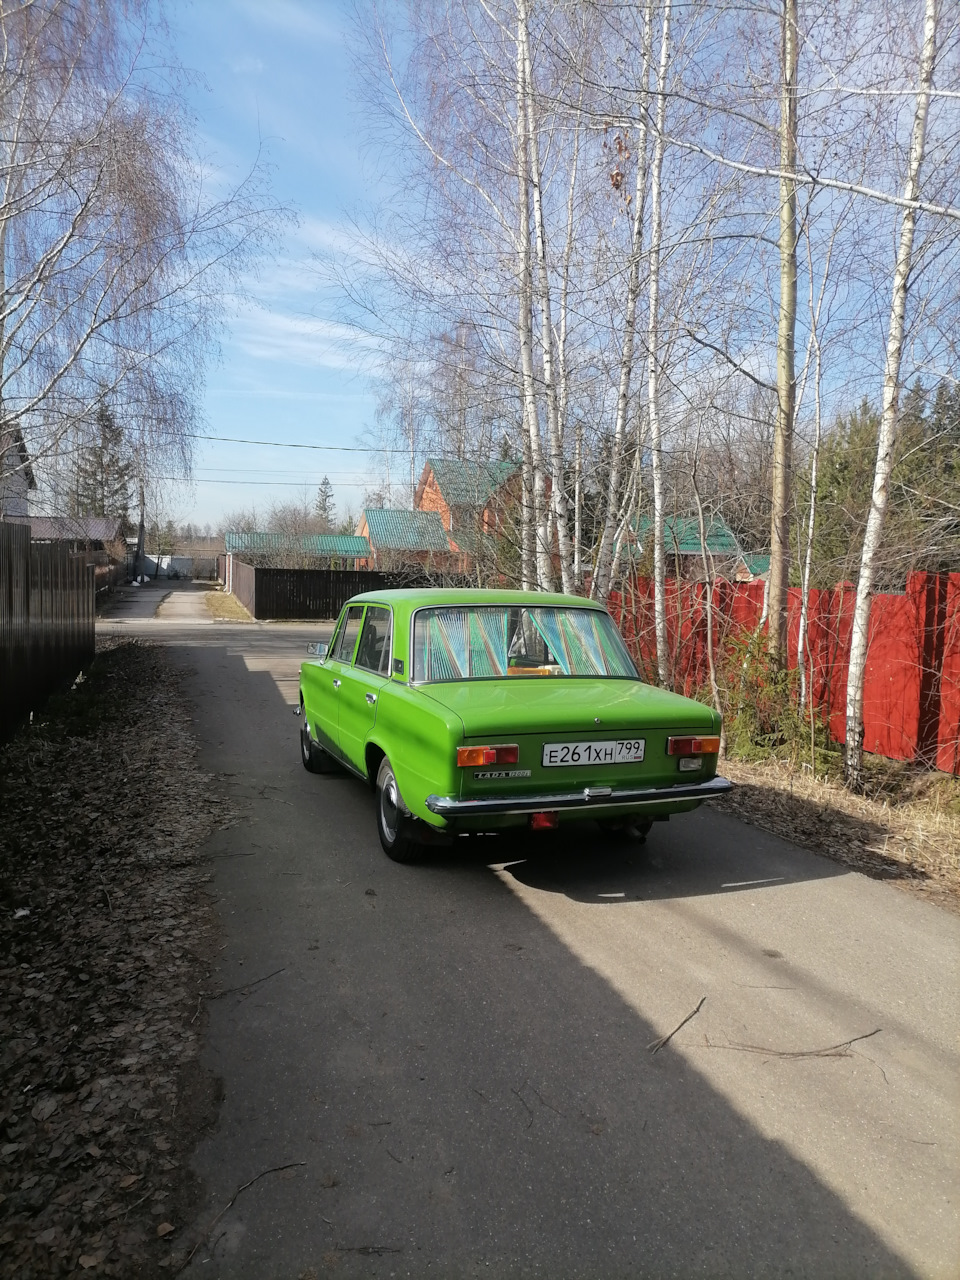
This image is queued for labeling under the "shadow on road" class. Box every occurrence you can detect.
[155,637,927,1279]
[424,808,850,905]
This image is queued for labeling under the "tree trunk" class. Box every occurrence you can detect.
[767,0,799,665]
[692,454,726,755]
[515,0,553,591]
[592,0,653,602]
[845,0,938,790]
[647,0,672,687]
[520,10,574,592]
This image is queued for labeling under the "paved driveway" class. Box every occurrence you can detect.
[102,585,960,1278]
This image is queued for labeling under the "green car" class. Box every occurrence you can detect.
[297,588,731,862]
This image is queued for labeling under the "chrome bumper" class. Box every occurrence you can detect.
[425,775,733,818]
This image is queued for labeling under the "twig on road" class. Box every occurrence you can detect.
[176,1160,306,1273]
[718,1028,882,1059]
[511,1080,534,1129]
[335,1244,402,1256]
[649,996,707,1054]
[202,967,286,1000]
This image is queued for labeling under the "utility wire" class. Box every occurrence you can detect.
[186,432,410,454]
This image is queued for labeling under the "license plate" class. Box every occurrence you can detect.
[542,739,645,767]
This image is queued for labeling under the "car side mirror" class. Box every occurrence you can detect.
[306,641,328,657]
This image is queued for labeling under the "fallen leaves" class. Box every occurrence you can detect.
[0,640,224,1278]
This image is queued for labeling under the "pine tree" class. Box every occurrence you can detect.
[314,475,335,532]
[72,405,132,527]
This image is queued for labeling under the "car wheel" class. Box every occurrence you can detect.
[300,719,334,774]
[375,757,421,863]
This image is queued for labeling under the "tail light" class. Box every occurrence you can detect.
[666,735,720,756]
[457,744,520,767]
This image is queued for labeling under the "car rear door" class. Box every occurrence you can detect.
[337,605,393,774]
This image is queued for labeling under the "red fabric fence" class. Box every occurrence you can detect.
[609,571,960,776]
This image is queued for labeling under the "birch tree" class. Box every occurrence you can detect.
[0,0,280,509]
[844,0,940,790]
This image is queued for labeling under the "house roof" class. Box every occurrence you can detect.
[634,514,742,558]
[26,515,123,543]
[419,458,519,510]
[363,509,450,553]
[225,531,369,557]
[741,552,771,577]
[0,426,36,490]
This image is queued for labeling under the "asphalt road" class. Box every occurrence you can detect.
[102,585,960,1279]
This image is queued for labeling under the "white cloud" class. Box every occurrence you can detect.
[231,307,379,371]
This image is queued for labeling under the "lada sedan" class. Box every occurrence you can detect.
[297,588,732,862]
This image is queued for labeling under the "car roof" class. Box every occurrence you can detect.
[344,588,607,611]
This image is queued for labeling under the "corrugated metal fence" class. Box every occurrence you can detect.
[0,522,95,743]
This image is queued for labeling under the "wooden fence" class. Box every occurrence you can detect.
[609,570,960,776]
[0,522,95,743]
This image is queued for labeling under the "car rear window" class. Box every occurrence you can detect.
[412,605,637,682]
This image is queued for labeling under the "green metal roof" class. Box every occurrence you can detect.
[634,514,742,558]
[225,532,369,556]
[742,553,771,577]
[426,457,519,509]
[364,509,450,552]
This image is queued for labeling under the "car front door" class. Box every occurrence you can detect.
[311,604,364,758]
[337,605,393,774]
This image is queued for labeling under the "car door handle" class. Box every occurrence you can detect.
[365,692,377,704]
[332,679,341,689]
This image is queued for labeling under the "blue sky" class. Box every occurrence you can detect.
[168,0,383,532]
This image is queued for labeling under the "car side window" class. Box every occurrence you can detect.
[332,606,364,663]
[355,606,392,675]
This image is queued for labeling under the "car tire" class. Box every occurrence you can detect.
[300,719,334,774]
[375,757,421,863]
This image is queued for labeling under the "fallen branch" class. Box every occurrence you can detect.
[335,1245,402,1256]
[176,1160,306,1273]
[202,967,285,1000]
[511,1080,534,1129]
[648,996,707,1054]
[720,1028,882,1059]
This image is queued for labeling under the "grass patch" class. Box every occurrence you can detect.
[204,588,253,622]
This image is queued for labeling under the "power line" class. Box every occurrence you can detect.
[188,432,410,454]
[155,476,396,487]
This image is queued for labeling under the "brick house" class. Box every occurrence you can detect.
[414,458,520,570]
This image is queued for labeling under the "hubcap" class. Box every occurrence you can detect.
[380,773,399,843]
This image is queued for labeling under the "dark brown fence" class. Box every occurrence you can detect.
[252,567,398,619]
[1,522,95,743]
[224,561,477,620]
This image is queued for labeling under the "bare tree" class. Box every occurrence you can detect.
[844,0,940,790]
[0,0,282,513]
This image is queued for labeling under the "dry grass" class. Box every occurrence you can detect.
[204,589,253,623]
[712,755,960,914]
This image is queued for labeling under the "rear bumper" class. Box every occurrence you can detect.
[425,774,733,817]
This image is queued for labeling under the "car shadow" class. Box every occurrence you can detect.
[431,804,852,904]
